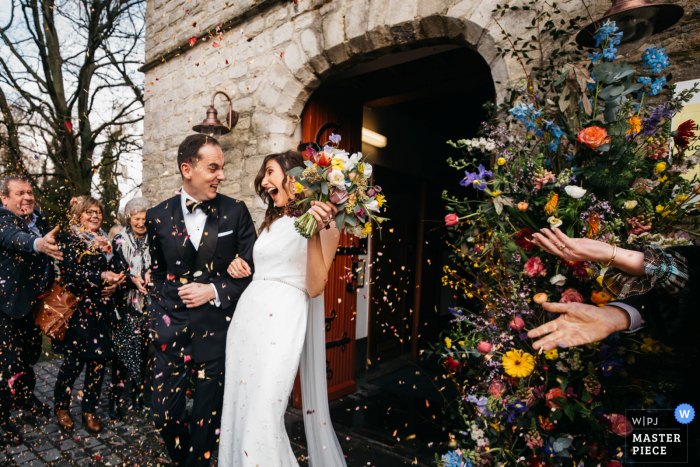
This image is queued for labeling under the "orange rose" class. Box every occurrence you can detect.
[533,293,548,304]
[591,290,612,306]
[517,202,529,211]
[578,126,611,150]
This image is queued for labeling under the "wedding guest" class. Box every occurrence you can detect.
[107,197,152,420]
[0,174,62,446]
[52,196,124,433]
[108,223,123,241]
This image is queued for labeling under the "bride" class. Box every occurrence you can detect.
[218,150,347,466]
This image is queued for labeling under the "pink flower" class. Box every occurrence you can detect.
[488,380,505,397]
[523,257,546,278]
[445,214,459,227]
[626,217,651,235]
[330,188,349,204]
[477,341,492,353]
[162,314,171,326]
[510,316,525,331]
[545,388,566,408]
[184,355,192,362]
[559,288,584,304]
[606,414,633,437]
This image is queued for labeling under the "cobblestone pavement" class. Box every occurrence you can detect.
[1,360,437,467]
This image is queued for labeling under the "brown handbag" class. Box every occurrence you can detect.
[32,281,82,341]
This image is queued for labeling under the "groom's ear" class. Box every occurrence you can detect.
[181,161,193,180]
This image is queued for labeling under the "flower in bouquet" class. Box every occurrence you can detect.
[623,200,638,210]
[547,216,563,228]
[510,316,525,331]
[514,228,535,251]
[559,288,584,303]
[445,356,461,371]
[549,274,567,286]
[477,341,492,353]
[538,415,555,432]
[591,290,612,306]
[533,292,548,304]
[640,337,661,353]
[524,256,547,277]
[545,387,566,408]
[577,126,611,149]
[564,185,587,199]
[544,349,558,360]
[502,349,535,378]
[445,213,459,226]
[593,20,622,47]
[517,201,529,211]
[626,116,642,136]
[606,413,633,437]
[467,395,493,417]
[460,164,493,190]
[673,119,696,149]
[440,450,470,467]
[488,380,505,396]
[642,46,670,74]
[544,192,558,214]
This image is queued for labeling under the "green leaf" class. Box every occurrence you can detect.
[287,167,304,177]
[346,216,357,226]
[335,212,345,227]
[321,182,329,195]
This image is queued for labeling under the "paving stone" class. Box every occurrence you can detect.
[103,453,123,465]
[67,449,87,460]
[19,460,45,467]
[39,449,62,462]
[81,437,103,449]
[39,423,61,434]
[59,439,78,451]
[29,437,54,452]
[0,451,6,462]
[6,444,29,454]
[12,449,36,463]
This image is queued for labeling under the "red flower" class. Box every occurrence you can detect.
[674,120,696,149]
[606,413,633,437]
[578,126,611,149]
[527,455,552,467]
[445,213,459,227]
[545,387,566,408]
[605,461,623,467]
[64,121,73,132]
[559,259,588,277]
[509,316,525,331]
[318,151,332,167]
[477,341,492,353]
[514,228,535,251]
[538,415,555,431]
[188,36,198,46]
[444,356,460,371]
[588,442,605,459]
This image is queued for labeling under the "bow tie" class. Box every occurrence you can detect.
[185,199,213,215]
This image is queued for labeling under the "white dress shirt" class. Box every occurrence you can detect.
[608,302,645,333]
[181,188,221,307]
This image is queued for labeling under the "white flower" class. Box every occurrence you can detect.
[365,199,380,212]
[550,274,567,286]
[624,200,638,210]
[327,169,346,188]
[361,162,373,179]
[547,216,563,228]
[564,185,587,199]
[346,152,362,172]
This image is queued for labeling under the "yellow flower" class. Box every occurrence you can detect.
[656,205,665,213]
[376,194,386,207]
[640,337,661,354]
[544,193,559,215]
[331,159,344,171]
[674,195,689,203]
[361,222,372,236]
[596,276,604,287]
[491,190,502,197]
[647,137,654,142]
[497,157,506,166]
[445,337,452,348]
[627,116,642,135]
[294,181,304,194]
[502,349,535,378]
[458,341,465,347]
[659,175,668,183]
[655,162,666,173]
[544,349,559,360]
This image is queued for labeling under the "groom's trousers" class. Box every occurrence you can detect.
[152,350,225,467]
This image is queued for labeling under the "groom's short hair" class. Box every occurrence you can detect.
[178,134,221,175]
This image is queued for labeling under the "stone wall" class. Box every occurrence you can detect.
[141,0,700,226]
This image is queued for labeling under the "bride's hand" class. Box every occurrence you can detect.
[309,201,338,236]
[531,227,612,263]
[227,257,251,278]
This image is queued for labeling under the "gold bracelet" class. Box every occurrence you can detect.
[604,243,617,267]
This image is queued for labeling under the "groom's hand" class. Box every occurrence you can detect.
[179,283,216,308]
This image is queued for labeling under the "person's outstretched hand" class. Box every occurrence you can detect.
[35,226,64,261]
[531,227,612,263]
[527,302,631,351]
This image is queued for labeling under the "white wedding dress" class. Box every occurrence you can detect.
[218,216,347,467]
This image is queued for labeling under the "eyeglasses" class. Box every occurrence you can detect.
[85,209,103,217]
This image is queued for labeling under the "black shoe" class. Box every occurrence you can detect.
[131,386,144,411]
[0,420,22,445]
[108,399,123,421]
[23,393,51,418]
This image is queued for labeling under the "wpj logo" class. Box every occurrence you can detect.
[626,406,692,463]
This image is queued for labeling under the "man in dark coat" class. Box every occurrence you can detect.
[0,174,63,445]
[147,134,257,467]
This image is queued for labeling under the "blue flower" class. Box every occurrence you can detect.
[545,121,564,139]
[543,441,556,456]
[460,165,493,190]
[535,128,544,138]
[448,307,463,316]
[588,52,602,64]
[598,345,625,376]
[603,47,617,62]
[509,101,541,131]
[467,394,494,417]
[548,140,559,152]
[642,46,670,74]
[588,72,597,91]
[638,76,652,87]
[441,450,468,467]
[609,31,623,46]
[649,76,667,96]
[593,20,619,47]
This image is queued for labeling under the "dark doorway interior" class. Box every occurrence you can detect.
[307,45,495,372]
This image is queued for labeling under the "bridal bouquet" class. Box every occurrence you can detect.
[286,134,388,238]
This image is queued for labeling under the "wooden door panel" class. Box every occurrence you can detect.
[292,88,363,408]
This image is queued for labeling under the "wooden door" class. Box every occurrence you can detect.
[291,88,363,408]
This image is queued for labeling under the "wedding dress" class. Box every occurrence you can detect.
[218,215,347,467]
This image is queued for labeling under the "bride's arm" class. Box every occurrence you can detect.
[306,201,340,298]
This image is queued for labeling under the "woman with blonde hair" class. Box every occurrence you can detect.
[52,196,124,433]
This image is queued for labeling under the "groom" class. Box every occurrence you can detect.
[146,134,257,466]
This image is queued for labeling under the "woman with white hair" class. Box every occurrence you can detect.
[107,197,153,419]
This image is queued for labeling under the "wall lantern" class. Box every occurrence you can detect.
[192,91,238,136]
[361,127,387,148]
[575,0,684,54]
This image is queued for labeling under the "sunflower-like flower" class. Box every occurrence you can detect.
[502,349,535,378]
[673,119,696,149]
[544,192,558,215]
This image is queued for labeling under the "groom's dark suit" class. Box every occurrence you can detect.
[147,193,256,467]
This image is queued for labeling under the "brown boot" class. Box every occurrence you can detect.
[54,407,74,430]
[82,412,101,433]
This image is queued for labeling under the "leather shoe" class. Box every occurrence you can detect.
[54,407,74,430]
[82,412,102,433]
[23,393,51,418]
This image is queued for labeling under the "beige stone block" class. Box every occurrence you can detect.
[294,11,319,31]
[345,0,368,40]
[259,83,282,110]
[239,76,263,95]
[228,62,249,80]
[322,8,346,50]
[418,0,453,17]
[257,135,295,154]
[273,22,295,46]
[387,0,417,25]
[267,63,296,91]
[254,30,273,55]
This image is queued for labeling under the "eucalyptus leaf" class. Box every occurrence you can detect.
[553,437,573,452]
[287,167,304,177]
[346,216,357,227]
[596,143,611,152]
[321,182,328,195]
[609,84,625,97]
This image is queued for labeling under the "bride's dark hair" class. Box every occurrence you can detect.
[254,150,305,233]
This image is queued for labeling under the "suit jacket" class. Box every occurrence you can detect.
[146,193,257,362]
[0,206,54,319]
[620,245,700,348]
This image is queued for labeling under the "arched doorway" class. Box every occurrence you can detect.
[292,44,495,406]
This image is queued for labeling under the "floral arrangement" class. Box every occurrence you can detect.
[285,133,387,238]
[430,8,698,467]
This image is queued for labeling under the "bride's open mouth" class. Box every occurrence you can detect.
[267,186,279,202]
